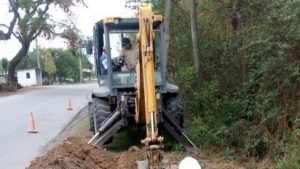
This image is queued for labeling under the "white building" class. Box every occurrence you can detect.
[17,68,42,86]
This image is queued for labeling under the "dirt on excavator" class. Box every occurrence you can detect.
[26,137,247,169]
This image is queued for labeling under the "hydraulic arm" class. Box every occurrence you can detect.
[136,4,163,169]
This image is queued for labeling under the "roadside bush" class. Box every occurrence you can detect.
[185,118,216,148]
[179,76,271,157]
[276,118,300,169]
[0,83,21,92]
[277,145,300,169]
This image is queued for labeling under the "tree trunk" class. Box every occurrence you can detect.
[163,0,171,58]
[7,41,30,83]
[163,0,172,80]
[232,0,247,83]
[190,0,202,88]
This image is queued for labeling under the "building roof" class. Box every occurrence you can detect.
[16,68,41,72]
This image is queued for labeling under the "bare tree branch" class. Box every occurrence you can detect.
[0,0,22,40]
[5,0,84,83]
[0,14,18,40]
[0,24,9,28]
[0,23,22,41]
[30,24,45,41]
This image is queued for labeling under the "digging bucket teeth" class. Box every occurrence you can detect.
[137,157,172,169]
[137,109,198,169]
[137,160,148,169]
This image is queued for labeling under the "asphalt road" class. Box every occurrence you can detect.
[0,83,98,169]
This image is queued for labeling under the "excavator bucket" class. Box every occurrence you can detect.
[137,159,169,169]
[136,109,198,169]
[137,159,176,169]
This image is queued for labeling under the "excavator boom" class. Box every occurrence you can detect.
[135,4,163,169]
[136,3,159,146]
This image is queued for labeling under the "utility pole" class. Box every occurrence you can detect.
[190,0,202,88]
[35,38,41,69]
[77,47,83,83]
[79,54,83,83]
[35,38,42,85]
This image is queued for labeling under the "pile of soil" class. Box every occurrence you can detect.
[27,137,245,169]
[27,137,179,169]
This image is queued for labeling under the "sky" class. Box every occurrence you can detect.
[0,0,133,60]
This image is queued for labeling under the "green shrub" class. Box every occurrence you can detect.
[276,118,300,169]
[185,118,216,148]
[0,83,21,92]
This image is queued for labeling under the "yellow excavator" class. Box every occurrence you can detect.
[88,3,196,168]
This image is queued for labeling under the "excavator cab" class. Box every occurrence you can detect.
[93,17,166,95]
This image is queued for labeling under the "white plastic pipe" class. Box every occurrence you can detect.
[179,157,201,169]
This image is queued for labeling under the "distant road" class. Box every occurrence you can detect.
[0,83,98,169]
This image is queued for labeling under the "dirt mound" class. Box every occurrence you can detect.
[27,137,178,169]
[27,137,246,169]
[27,137,116,169]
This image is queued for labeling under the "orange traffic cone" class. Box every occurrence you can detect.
[28,112,38,133]
[67,97,73,111]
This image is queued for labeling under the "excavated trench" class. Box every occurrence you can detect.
[26,137,180,169]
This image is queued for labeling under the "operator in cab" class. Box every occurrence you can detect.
[99,48,108,75]
[119,38,138,72]
[99,48,108,85]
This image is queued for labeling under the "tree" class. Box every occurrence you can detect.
[17,48,91,82]
[16,49,38,70]
[163,0,172,70]
[165,0,300,163]
[42,50,56,78]
[0,0,85,83]
[60,27,92,83]
[190,0,202,88]
[49,48,91,82]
